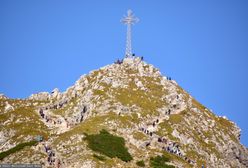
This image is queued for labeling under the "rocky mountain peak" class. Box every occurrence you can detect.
[1,56,248,168]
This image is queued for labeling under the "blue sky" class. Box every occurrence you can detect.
[0,1,248,146]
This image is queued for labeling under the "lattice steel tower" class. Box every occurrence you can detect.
[121,9,139,58]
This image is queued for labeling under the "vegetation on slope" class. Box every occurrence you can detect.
[0,141,37,160]
[114,76,165,117]
[0,106,49,142]
[93,154,106,161]
[150,155,175,168]
[84,129,133,162]
[136,160,145,167]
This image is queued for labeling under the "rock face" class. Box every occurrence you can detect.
[0,94,8,100]
[0,57,247,168]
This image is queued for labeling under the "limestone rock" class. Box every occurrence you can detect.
[4,102,14,111]
[0,94,8,100]
[28,92,50,101]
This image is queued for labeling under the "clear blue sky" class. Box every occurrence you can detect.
[0,0,248,146]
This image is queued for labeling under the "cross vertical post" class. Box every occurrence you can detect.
[121,10,139,58]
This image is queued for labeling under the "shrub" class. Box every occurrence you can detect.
[150,155,175,168]
[136,160,145,167]
[0,141,37,160]
[84,129,133,162]
[93,154,106,161]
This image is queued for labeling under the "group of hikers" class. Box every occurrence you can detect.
[43,144,61,168]
[140,124,192,164]
[114,55,144,64]
[162,142,182,157]
[165,108,171,115]
[39,108,58,125]
[157,137,186,161]
[140,119,159,137]
[137,106,196,165]
[42,99,68,111]
[38,98,70,127]
[158,135,195,164]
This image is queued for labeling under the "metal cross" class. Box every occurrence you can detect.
[121,10,139,58]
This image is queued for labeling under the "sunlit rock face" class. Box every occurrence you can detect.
[1,57,248,168]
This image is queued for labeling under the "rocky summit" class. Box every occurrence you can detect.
[0,57,248,168]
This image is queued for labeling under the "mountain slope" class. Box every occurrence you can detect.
[0,57,247,168]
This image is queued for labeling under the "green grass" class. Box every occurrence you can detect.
[218,117,234,128]
[0,141,38,160]
[156,121,176,141]
[150,155,175,168]
[158,121,173,133]
[113,75,166,117]
[169,114,183,124]
[84,129,133,162]
[132,131,148,140]
[136,160,145,167]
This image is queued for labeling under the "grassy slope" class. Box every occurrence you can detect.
[0,105,50,143]
[0,141,37,160]
[0,99,50,163]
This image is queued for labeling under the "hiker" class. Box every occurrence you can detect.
[49,152,53,158]
[83,106,87,113]
[55,159,61,168]
[44,146,48,153]
[59,103,62,108]
[146,130,149,134]
[115,59,122,64]
[39,109,44,118]
[80,116,84,122]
